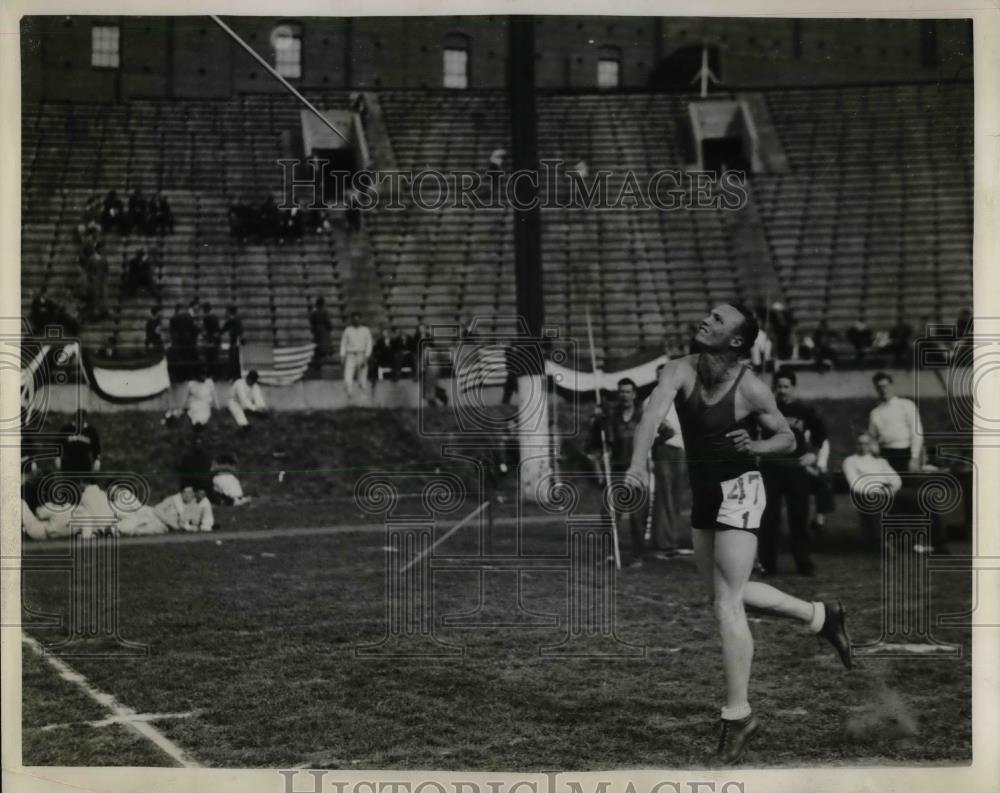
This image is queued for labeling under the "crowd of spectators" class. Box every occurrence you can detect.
[20,410,258,540]
[307,305,445,401]
[228,195,336,243]
[90,188,174,237]
[749,302,974,373]
[150,300,243,381]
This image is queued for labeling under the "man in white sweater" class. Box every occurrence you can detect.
[340,312,373,401]
[228,369,268,429]
[843,432,902,549]
[867,371,923,474]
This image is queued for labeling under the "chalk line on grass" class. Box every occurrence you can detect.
[25,512,558,550]
[22,635,202,768]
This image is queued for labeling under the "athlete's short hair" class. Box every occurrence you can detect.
[726,303,759,355]
[775,367,797,386]
[617,377,637,391]
[872,371,893,385]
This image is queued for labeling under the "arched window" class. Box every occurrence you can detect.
[597,45,621,88]
[443,33,470,89]
[271,22,303,79]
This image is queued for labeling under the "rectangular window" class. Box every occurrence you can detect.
[443,48,468,89]
[275,35,302,79]
[91,25,120,69]
[597,58,620,88]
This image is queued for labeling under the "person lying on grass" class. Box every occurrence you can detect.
[212,453,250,506]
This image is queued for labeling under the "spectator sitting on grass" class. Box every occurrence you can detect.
[184,367,219,430]
[228,369,268,430]
[154,485,214,532]
[842,432,901,550]
[23,479,117,540]
[212,453,250,506]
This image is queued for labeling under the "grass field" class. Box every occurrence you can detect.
[19,400,973,769]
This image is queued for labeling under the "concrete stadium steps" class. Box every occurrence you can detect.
[757,83,973,331]
[22,83,973,362]
[21,186,348,349]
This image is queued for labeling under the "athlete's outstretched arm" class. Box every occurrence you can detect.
[726,376,795,457]
[626,360,684,484]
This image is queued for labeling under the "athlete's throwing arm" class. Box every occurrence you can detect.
[625,357,795,492]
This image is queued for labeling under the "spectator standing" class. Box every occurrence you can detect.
[101,190,124,233]
[201,303,222,376]
[222,305,244,379]
[29,288,53,335]
[88,250,109,320]
[309,297,333,372]
[749,326,773,373]
[867,372,923,475]
[145,305,165,353]
[411,319,445,405]
[956,308,973,339]
[77,412,101,472]
[124,247,159,299]
[340,312,373,400]
[169,303,194,379]
[589,378,648,568]
[126,188,148,236]
[151,192,174,235]
[391,327,409,377]
[260,194,281,239]
[371,327,397,382]
[811,319,838,371]
[846,319,873,365]
[227,370,268,430]
[887,317,913,369]
[768,302,795,360]
[758,368,827,576]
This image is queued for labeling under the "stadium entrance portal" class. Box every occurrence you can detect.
[702,136,749,175]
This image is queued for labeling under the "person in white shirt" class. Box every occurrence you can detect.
[340,312,373,400]
[646,363,690,556]
[867,371,923,474]
[228,369,267,430]
[750,327,773,373]
[154,486,214,532]
[185,367,219,429]
[842,432,902,549]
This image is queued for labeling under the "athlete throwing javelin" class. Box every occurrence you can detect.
[626,303,852,764]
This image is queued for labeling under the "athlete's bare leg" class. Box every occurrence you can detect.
[693,527,820,711]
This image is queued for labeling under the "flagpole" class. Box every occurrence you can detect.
[585,309,622,571]
[209,15,350,145]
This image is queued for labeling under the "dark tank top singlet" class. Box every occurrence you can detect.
[675,360,757,485]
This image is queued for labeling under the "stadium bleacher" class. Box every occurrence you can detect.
[21,82,973,363]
